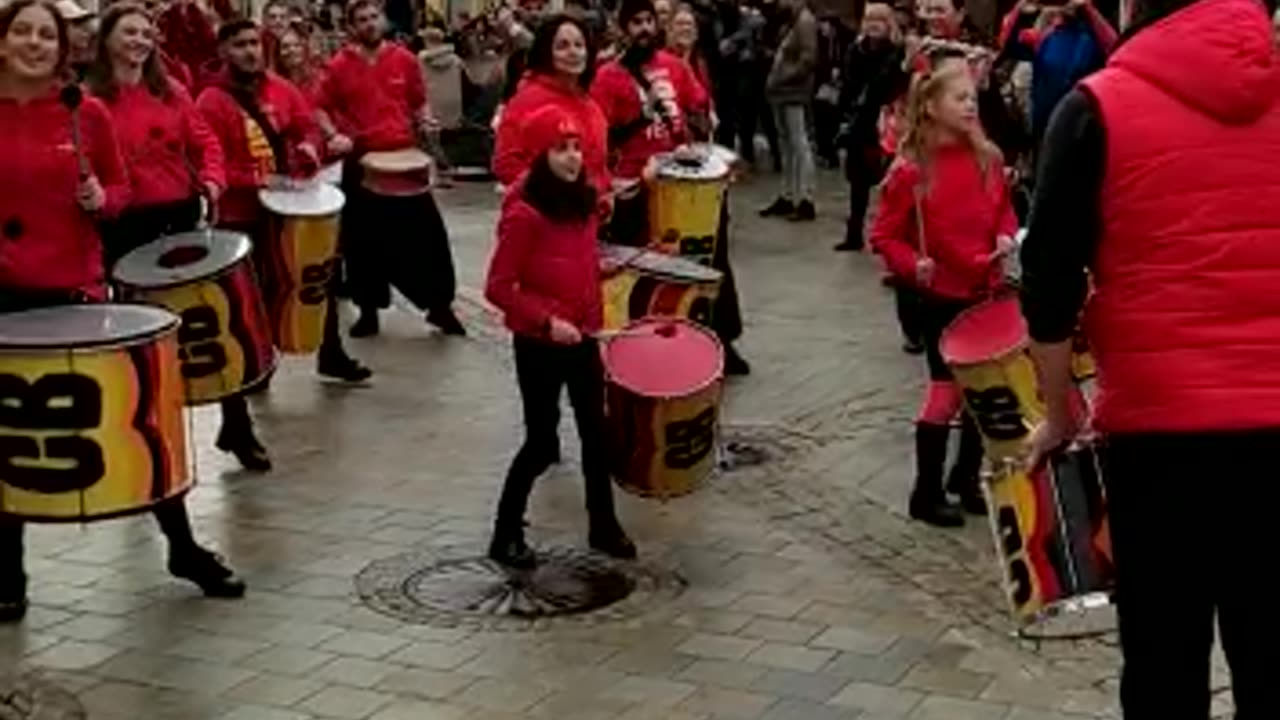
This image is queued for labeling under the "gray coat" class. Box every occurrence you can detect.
[766,8,818,105]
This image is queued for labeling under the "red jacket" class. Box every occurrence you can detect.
[318,43,425,153]
[1080,0,1280,433]
[196,72,321,224]
[157,3,218,92]
[870,143,1016,301]
[485,182,602,338]
[0,89,129,297]
[494,73,610,194]
[99,80,225,208]
[590,50,710,178]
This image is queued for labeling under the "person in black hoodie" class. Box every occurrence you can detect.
[834,2,905,251]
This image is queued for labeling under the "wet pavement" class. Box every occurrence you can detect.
[0,170,1231,719]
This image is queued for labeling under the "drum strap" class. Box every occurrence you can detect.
[224,82,290,175]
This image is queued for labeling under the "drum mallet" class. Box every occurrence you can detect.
[59,84,90,180]
[593,323,679,341]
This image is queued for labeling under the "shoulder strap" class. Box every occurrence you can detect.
[225,82,290,175]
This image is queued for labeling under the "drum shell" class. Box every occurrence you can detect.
[120,257,275,405]
[361,167,432,196]
[601,267,721,331]
[0,320,190,522]
[985,447,1114,624]
[951,347,1044,462]
[648,177,727,266]
[262,211,340,354]
[605,374,722,499]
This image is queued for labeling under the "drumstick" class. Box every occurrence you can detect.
[59,85,90,180]
[592,323,679,341]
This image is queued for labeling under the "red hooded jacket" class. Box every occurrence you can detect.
[0,89,129,297]
[494,73,610,194]
[98,79,225,208]
[590,50,709,178]
[871,143,1016,302]
[1080,0,1280,433]
[317,43,425,153]
[196,71,321,224]
[485,182,602,338]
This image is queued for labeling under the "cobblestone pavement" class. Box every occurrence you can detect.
[0,171,1232,719]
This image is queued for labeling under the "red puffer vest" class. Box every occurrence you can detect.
[1081,0,1280,433]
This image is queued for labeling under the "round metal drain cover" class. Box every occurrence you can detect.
[0,673,86,720]
[356,544,685,630]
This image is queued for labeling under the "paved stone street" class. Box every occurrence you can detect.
[0,171,1230,719]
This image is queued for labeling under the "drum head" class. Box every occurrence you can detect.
[628,249,722,284]
[604,318,723,398]
[654,145,731,181]
[259,183,345,217]
[361,148,431,173]
[940,296,1028,367]
[317,161,344,186]
[113,229,251,289]
[0,304,179,351]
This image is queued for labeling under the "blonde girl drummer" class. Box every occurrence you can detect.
[869,61,1018,528]
[0,0,244,624]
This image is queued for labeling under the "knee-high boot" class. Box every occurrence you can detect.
[910,422,964,528]
[946,413,988,515]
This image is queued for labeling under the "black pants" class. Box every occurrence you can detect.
[895,285,925,348]
[918,295,973,381]
[846,145,888,247]
[608,190,744,344]
[340,159,457,313]
[813,100,841,167]
[1099,431,1280,719]
[493,336,618,533]
[0,292,201,591]
[714,66,759,165]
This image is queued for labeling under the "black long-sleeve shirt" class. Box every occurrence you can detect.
[1019,87,1106,344]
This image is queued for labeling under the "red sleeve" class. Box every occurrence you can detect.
[83,99,131,218]
[674,57,709,118]
[492,95,532,186]
[403,50,428,116]
[315,56,342,117]
[589,67,622,125]
[485,196,556,333]
[276,78,322,176]
[197,88,260,190]
[869,160,921,282]
[1081,4,1118,53]
[176,83,225,192]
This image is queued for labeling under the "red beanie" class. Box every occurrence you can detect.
[524,105,582,160]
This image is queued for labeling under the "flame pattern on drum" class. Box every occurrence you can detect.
[263,214,340,354]
[0,336,188,521]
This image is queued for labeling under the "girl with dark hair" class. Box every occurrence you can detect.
[273,21,352,157]
[493,14,610,196]
[0,0,243,624]
[485,105,635,569]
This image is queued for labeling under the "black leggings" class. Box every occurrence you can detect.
[493,336,618,533]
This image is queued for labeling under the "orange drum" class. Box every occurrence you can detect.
[259,184,344,353]
[360,148,433,196]
[0,305,190,522]
[114,230,276,404]
[603,318,724,499]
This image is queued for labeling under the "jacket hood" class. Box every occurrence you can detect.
[420,44,460,68]
[1110,0,1278,124]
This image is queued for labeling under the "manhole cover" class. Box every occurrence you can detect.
[356,544,685,631]
[0,673,86,720]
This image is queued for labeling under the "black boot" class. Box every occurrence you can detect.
[946,414,988,516]
[589,520,637,560]
[317,350,373,382]
[0,521,27,624]
[488,526,537,570]
[759,198,795,218]
[724,343,751,376]
[168,546,246,598]
[349,308,380,338]
[427,306,467,336]
[909,422,965,528]
[216,397,271,472]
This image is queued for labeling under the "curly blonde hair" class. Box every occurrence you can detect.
[898,61,1001,188]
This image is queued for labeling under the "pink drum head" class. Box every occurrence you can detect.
[940,296,1028,366]
[603,318,723,397]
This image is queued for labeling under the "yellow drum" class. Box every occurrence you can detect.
[259,183,344,353]
[361,148,433,197]
[648,145,731,265]
[939,296,1044,462]
[114,230,276,405]
[603,318,724,499]
[0,305,190,522]
[599,244,722,330]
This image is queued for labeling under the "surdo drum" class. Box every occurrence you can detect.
[114,230,275,404]
[259,183,344,353]
[603,319,724,499]
[360,148,434,197]
[0,305,189,521]
[599,244,722,331]
[648,145,731,266]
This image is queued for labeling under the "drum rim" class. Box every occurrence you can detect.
[112,230,253,291]
[602,316,725,399]
[940,294,1028,368]
[258,183,346,217]
[0,303,179,351]
[0,488,192,523]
